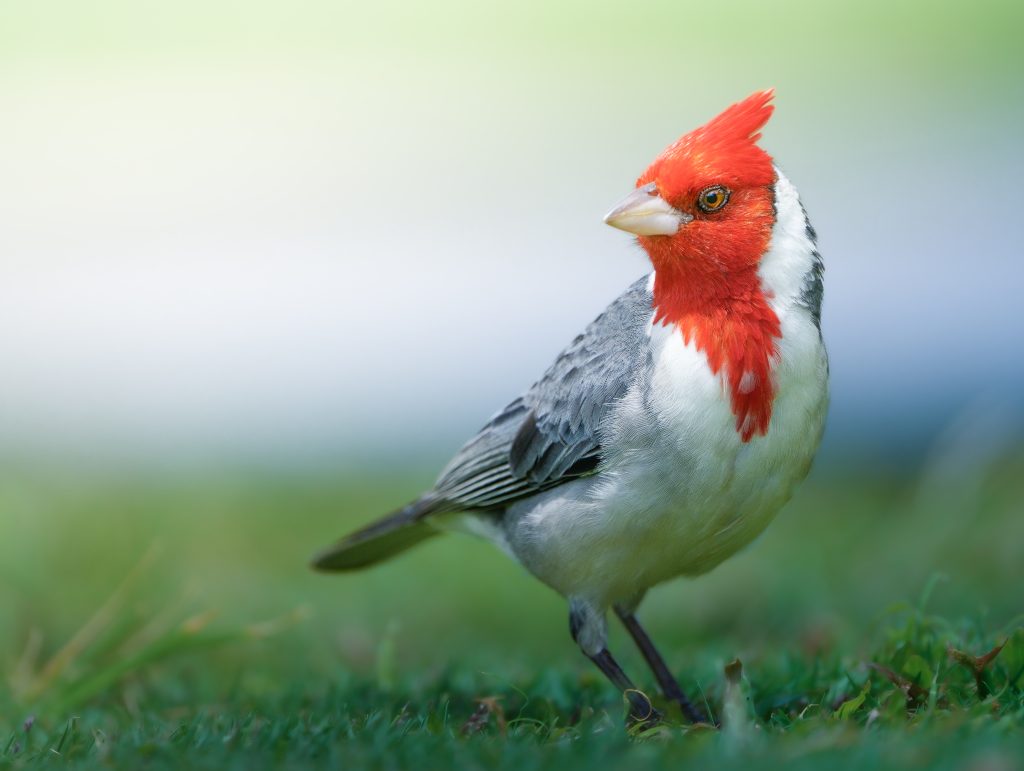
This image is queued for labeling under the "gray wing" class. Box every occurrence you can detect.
[431,275,653,511]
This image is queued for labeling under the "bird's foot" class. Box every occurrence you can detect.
[624,689,662,730]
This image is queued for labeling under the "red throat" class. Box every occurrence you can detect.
[645,186,780,443]
[650,257,781,442]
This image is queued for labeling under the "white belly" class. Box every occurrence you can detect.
[503,309,828,606]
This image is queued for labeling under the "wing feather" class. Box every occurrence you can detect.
[429,275,653,512]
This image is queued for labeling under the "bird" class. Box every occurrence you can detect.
[313,90,828,726]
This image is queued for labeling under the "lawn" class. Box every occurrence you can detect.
[1,448,1022,769]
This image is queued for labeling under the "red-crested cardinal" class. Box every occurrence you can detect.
[314,90,828,726]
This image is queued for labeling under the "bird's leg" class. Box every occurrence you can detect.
[569,599,661,727]
[587,648,661,727]
[614,605,708,724]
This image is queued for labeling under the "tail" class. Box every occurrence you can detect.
[310,497,444,572]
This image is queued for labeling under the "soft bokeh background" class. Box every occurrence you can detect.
[1,0,1022,721]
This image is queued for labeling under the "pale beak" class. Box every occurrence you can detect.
[603,182,693,236]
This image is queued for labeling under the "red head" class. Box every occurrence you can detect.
[604,91,782,441]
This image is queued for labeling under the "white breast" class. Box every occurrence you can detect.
[597,306,826,588]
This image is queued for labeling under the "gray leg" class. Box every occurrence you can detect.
[614,605,708,724]
[569,599,661,727]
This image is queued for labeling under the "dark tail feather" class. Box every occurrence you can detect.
[311,497,443,572]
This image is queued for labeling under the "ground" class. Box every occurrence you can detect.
[1,449,1022,769]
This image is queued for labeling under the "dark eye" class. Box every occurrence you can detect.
[697,185,730,213]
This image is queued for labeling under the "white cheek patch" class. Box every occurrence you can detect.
[758,167,817,310]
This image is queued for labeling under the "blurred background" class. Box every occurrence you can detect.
[1,0,1022,712]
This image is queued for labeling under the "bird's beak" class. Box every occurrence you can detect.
[603,182,693,236]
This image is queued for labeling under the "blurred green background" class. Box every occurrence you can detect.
[1,0,1023,758]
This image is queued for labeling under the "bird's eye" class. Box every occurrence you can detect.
[697,185,730,213]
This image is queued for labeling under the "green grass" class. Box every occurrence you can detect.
[1,448,1023,768]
